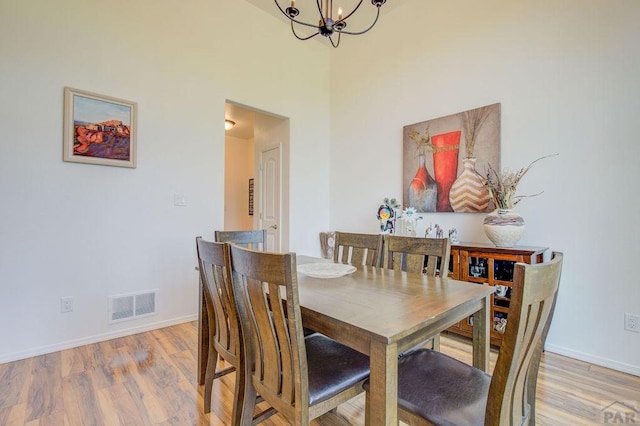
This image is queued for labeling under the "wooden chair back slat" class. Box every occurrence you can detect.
[333,232,383,267]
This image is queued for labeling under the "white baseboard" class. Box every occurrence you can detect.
[545,343,640,377]
[0,314,198,364]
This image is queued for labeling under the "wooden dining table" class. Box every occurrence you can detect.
[295,256,494,426]
[197,255,495,426]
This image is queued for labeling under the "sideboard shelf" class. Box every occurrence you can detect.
[446,242,547,347]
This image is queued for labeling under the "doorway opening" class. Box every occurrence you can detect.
[223,101,290,252]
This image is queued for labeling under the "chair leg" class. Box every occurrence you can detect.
[231,360,245,426]
[203,345,219,414]
[239,376,258,426]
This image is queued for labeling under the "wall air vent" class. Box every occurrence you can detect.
[109,290,157,323]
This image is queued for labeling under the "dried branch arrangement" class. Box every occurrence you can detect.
[460,106,492,157]
[484,154,558,210]
[408,125,433,157]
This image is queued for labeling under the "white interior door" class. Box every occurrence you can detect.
[260,146,281,252]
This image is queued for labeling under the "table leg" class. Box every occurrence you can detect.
[472,295,490,372]
[366,341,398,426]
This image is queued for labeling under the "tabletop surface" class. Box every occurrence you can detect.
[295,255,494,344]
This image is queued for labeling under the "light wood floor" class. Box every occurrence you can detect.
[1,321,638,425]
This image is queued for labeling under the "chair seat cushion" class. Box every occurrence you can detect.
[305,333,370,406]
[365,348,490,426]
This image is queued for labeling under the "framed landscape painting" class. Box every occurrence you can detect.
[63,87,137,168]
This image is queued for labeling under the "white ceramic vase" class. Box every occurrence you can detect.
[483,209,525,247]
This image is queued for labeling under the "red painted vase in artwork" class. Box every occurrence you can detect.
[431,131,461,212]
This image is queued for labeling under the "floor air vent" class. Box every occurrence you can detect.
[109,290,157,323]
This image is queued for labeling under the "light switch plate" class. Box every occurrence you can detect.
[173,193,187,207]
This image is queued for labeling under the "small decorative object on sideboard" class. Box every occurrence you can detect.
[399,206,420,236]
[424,223,433,237]
[482,154,557,247]
[377,197,401,234]
[448,227,458,243]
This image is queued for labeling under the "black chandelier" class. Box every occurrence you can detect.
[274,0,387,48]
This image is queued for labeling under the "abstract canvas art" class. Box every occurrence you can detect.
[403,103,500,213]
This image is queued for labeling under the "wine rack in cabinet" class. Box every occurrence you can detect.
[446,242,547,347]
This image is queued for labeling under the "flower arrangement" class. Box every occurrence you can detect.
[483,154,557,210]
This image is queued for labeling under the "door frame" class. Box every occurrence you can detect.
[224,101,289,252]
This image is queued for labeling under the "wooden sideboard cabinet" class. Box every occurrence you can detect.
[446,242,547,347]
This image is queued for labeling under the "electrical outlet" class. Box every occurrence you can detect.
[624,313,640,333]
[60,297,73,313]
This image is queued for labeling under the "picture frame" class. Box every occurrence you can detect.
[63,87,137,168]
[402,103,501,213]
[248,178,254,216]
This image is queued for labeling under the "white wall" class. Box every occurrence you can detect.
[0,0,331,361]
[224,136,254,230]
[329,0,640,374]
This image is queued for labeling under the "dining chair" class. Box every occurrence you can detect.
[196,237,274,425]
[333,231,383,267]
[382,234,451,277]
[319,231,336,259]
[229,244,371,425]
[215,229,267,251]
[364,251,564,426]
[195,237,244,421]
[382,235,452,350]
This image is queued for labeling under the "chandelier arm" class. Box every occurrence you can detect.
[315,0,325,22]
[273,0,324,30]
[336,0,365,22]
[329,32,341,48]
[338,7,380,35]
[291,21,320,41]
